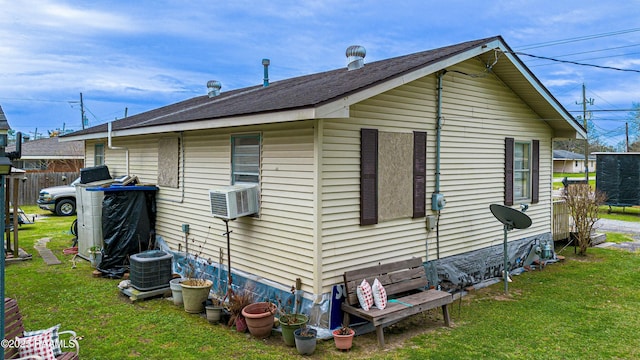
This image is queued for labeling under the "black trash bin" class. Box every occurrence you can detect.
[87,185,158,278]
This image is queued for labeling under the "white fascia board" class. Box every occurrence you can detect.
[63,108,318,140]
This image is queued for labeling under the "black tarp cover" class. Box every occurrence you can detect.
[596,153,640,206]
[97,189,157,278]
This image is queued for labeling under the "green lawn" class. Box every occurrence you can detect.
[554,172,589,179]
[552,172,595,190]
[553,173,640,220]
[599,205,640,222]
[604,232,635,244]
[6,206,640,359]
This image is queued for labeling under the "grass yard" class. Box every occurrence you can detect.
[599,205,640,222]
[553,172,587,179]
[552,172,595,190]
[5,206,640,359]
[604,232,636,244]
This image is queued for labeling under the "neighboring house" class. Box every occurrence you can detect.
[63,36,584,316]
[553,149,595,173]
[6,137,84,172]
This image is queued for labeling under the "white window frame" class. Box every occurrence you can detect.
[231,133,261,185]
[514,141,531,201]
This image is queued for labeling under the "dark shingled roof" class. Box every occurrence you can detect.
[6,137,83,157]
[66,36,501,137]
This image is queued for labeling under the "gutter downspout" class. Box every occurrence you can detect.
[436,71,445,195]
[108,121,129,175]
[434,70,446,260]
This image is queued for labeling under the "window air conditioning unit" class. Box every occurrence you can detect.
[209,184,259,220]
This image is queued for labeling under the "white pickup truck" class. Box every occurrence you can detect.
[36,177,79,216]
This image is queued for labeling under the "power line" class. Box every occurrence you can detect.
[516,28,640,51]
[530,44,640,62]
[528,51,640,69]
[567,109,638,112]
[512,52,640,73]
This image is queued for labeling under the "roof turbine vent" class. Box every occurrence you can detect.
[346,45,366,71]
[207,80,222,97]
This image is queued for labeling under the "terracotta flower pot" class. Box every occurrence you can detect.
[241,302,277,339]
[332,328,355,351]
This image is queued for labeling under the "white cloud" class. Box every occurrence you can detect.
[0,0,638,137]
[604,58,640,69]
[2,1,140,34]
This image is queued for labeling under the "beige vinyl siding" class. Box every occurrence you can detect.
[84,143,96,167]
[437,61,552,258]
[88,122,318,293]
[319,58,554,291]
[320,77,439,290]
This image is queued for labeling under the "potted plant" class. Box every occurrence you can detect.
[205,293,224,323]
[180,260,213,313]
[293,325,317,355]
[242,300,277,339]
[278,280,308,346]
[87,246,102,268]
[169,277,185,306]
[226,288,254,332]
[332,324,355,351]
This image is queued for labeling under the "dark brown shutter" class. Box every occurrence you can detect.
[505,137,514,206]
[531,139,539,204]
[360,129,378,225]
[413,131,427,218]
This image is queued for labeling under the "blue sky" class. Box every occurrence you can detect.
[1,0,639,147]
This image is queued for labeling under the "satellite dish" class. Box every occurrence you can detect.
[489,204,532,294]
[490,204,532,230]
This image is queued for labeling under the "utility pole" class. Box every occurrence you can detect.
[576,83,593,182]
[626,122,630,152]
[80,92,86,130]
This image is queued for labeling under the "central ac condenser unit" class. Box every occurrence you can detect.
[209,184,259,219]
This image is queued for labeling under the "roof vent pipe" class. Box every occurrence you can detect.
[346,45,366,70]
[262,59,270,87]
[207,80,222,97]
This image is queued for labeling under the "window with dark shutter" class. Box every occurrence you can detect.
[505,137,514,206]
[531,139,539,204]
[360,129,378,225]
[413,131,427,218]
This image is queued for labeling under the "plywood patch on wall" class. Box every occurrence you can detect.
[158,137,179,188]
[378,131,412,221]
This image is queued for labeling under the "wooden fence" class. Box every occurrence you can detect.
[10,171,80,206]
[553,200,571,241]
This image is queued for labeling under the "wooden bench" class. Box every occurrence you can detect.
[341,257,453,347]
[4,298,79,359]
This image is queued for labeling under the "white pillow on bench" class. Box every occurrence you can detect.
[372,278,387,310]
[356,279,374,311]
